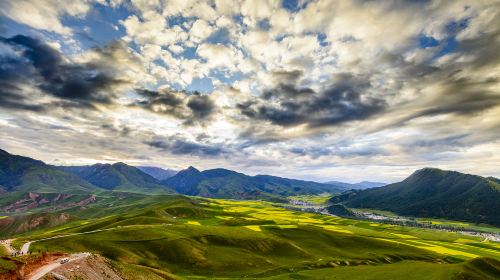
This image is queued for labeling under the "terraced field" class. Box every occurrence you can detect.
[5,196,498,279]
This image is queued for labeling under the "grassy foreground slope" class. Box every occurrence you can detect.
[8,196,500,279]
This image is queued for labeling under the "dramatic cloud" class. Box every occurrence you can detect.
[145,136,227,157]
[134,88,217,125]
[239,72,386,127]
[0,35,132,110]
[0,0,499,182]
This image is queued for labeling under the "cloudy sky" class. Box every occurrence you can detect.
[0,0,499,183]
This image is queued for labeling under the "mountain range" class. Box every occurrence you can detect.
[3,148,499,227]
[60,163,172,194]
[330,168,500,226]
[162,166,345,200]
[0,149,346,202]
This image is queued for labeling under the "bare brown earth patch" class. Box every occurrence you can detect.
[0,253,64,280]
[41,254,123,280]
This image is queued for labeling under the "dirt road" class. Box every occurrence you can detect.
[27,253,90,280]
[20,241,32,255]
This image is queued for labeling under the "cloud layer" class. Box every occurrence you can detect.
[0,0,499,182]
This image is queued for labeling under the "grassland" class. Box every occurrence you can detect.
[355,208,500,233]
[0,245,7,256]
[287,194,332,204]
[4,196,500,279]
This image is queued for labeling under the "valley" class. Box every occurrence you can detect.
[1,194,500,279]
[1,149,499,279]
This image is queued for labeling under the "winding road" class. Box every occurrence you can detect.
[27,253,90,280]
[1,226,130,279]
[1,224,165,279]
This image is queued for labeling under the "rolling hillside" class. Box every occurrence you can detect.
[7,196,500,279]
[60,163,172,194]
[162,166,346,200]
[330,168,500,226]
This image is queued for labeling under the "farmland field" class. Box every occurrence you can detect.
[5,195,499,279]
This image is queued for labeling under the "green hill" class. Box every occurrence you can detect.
[0,149,97,194]
[60,163,172,194]
[330,168,500,226]
[326,204,357,218]
[8,195,500,279]
[162,167,345,200]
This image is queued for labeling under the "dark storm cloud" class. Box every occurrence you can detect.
[145,137,226,157]
[239,73,387,127]
[380,52,440,78]
[0,89,45,112]
[458,28,500,70]
[186,94,215,119]
[135,88,184,108]
[288,144,386,159]
[409,134,469,149]
[0,34,128,110]
[134,88,216,125]
[414,75,500,118]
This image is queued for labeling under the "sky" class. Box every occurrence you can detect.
[0,0,499,183]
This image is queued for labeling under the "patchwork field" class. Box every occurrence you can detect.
[3,196,500,279]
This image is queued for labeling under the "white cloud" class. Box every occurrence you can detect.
[241,0,280,19]
[189,19,214,43]
[1,0,499,181]
[0,0,91,34]
[169,45,184,54]
[121,12,188,46]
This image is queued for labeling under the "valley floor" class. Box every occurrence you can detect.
[1,195,500,279]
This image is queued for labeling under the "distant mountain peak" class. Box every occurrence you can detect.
[91,163,110,167]
[413,167,445,174]
[185,166,200,173]
[137,166,177,181]
[407,168,463,181]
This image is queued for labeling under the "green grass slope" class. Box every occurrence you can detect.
[330,168,500,226]
[456,257,500,280]
[7,197,498,279]
[260,259,500,280]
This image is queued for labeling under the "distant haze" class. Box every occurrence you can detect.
[137,166,178,181]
